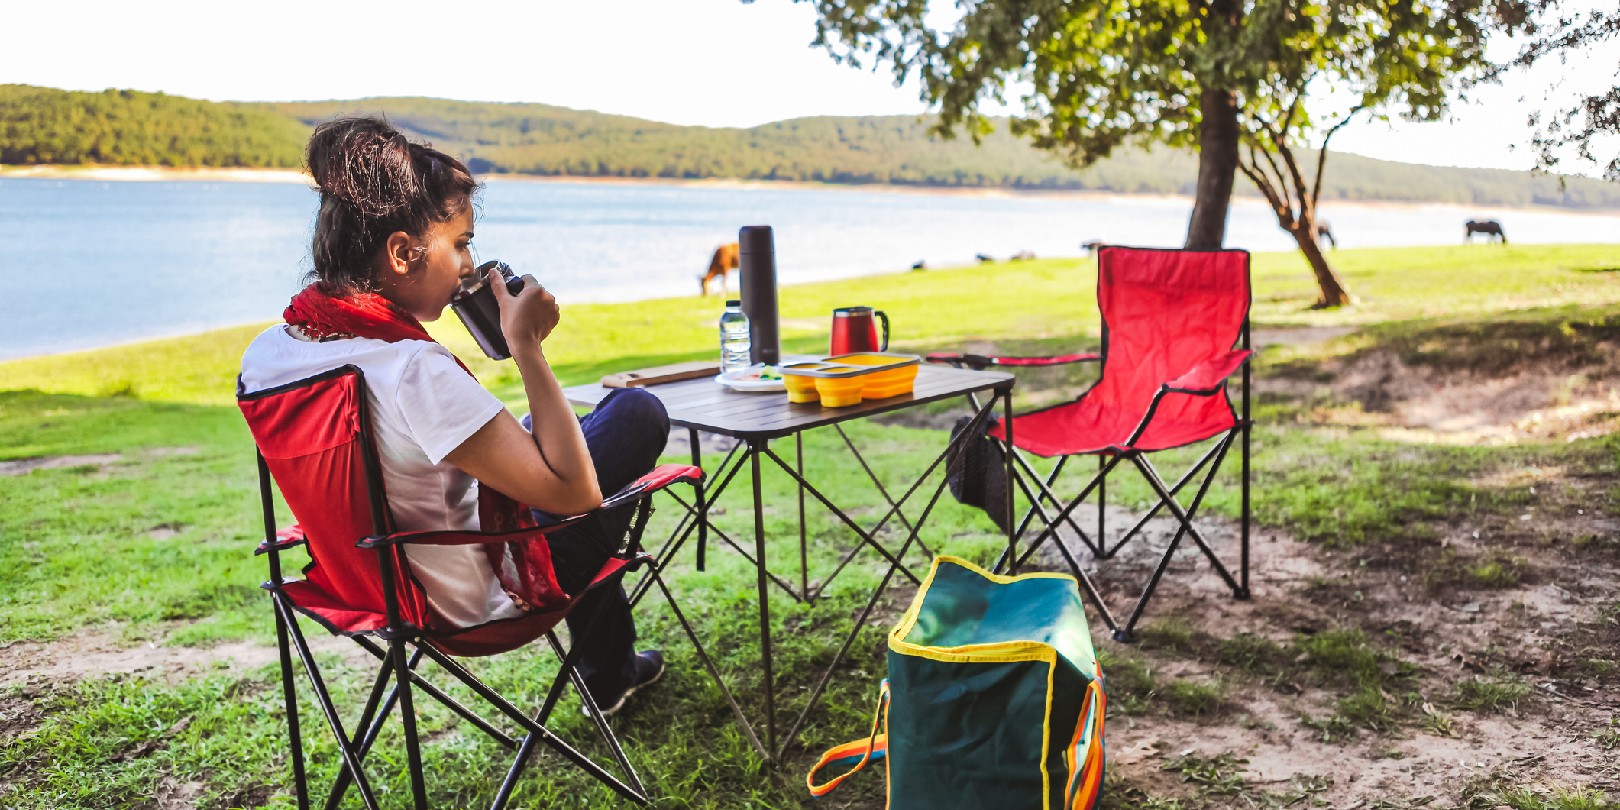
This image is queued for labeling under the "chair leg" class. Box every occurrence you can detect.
[1098,454,1107,558]
[547,632,639,787]
[1132,442,1241,594]
[324,646,434,810]
[477,597,649,808]
[1112,444,1242,642]
[1239,418,1252,600]
[1006,454,1121,572]
[278,599,383,810]
[1102,439,1224,558]
[390,638,430,810]
[273,596,310,810]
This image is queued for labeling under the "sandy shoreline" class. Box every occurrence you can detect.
[6,164,1620,214]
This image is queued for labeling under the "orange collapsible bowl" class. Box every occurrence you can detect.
[828,354,919,399]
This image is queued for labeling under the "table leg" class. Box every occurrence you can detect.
[749,441,777,759]
[797,432,808,600]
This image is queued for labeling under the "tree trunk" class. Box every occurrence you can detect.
[1186,88,1241,250]
[1291,223,1353,308]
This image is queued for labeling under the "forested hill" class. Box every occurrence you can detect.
[5,84,1618,209]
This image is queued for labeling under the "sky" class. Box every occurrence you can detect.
[5,0,1615,177]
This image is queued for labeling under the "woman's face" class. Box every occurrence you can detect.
[382,206,476,322]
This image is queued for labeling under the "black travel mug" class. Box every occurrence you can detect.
[738,225,780,366]
[451,260,527,360]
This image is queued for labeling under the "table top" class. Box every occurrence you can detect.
[566,362,1014,440]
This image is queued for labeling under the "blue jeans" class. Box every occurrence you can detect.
[524,388,669,697]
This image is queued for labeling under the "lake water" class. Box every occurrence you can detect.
[4,175,1620,361]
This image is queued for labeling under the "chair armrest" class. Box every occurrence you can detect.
[255,525,307,556]
[600,463,704,510]
[357,463,704,549]
[926,351,1100,371]
[1163,350,1254,395]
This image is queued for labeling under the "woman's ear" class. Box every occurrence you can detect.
[383,231,415,278]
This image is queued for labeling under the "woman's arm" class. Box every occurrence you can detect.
[444,271,601,516]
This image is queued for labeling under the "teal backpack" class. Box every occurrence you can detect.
[809,556,1107,809]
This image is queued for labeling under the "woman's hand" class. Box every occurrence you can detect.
[449,265,600,515]
[492,269,560,352]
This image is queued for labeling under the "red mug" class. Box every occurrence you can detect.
[830,306,890,355]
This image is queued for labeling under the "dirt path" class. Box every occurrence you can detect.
[1013,324,1620,806]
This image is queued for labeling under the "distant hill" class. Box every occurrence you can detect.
[4,84,1618,209]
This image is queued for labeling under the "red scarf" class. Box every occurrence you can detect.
[284,285,437,346]
[285,285,563,615]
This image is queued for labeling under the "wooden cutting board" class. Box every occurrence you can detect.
[601,361,721,388]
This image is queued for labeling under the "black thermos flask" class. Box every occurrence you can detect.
[738,225,780,366]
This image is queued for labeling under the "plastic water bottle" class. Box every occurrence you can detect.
[719,299,752,374]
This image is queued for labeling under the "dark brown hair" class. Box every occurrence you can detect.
[304,116,479,294]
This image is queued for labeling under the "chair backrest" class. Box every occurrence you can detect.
[238,365,431,630]
[1092,246,1250,427]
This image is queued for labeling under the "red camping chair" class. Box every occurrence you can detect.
[238,365,703,809]
[930,246,1253,642]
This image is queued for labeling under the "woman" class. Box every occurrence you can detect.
[239,116,668,715]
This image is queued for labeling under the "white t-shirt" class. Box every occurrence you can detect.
[239,324,524,627]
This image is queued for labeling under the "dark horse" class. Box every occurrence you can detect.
[1465,219,1508,244]
[1315,222,1336,249]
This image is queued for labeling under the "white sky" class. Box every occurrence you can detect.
[4,0,1614,177]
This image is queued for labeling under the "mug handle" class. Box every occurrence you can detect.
[875,310,890,351]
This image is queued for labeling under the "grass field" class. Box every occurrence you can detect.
[2,244,1619,808]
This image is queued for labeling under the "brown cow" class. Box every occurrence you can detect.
[701,242,740,296]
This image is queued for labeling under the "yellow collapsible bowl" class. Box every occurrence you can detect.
[784,374,821,403]
[814,375,867,407]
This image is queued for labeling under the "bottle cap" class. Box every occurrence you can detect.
[725,299,741,307]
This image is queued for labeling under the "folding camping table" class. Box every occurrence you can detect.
[565,363,1015,761]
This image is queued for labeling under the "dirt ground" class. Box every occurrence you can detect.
[954,326,1620,807]
[2,326,1617,808]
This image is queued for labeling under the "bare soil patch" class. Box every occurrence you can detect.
[904,324,1620,805]
[0,628,365,693]
[0,447,202,477]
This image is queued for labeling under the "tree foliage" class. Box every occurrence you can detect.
[781,0,1514,305]
[1494,3,1620,179]
[0,85,305,168]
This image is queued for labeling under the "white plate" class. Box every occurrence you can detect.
[716,367,786,392]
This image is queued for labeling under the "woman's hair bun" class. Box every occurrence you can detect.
[302,114,479,294]
[305,117,421,218]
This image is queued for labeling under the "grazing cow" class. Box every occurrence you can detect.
[1465,219,1508,244]
[911,260,927,271]
[1081,240,1106,255]
[975,253,995,263]
[700,241,740,296]
[1315,222,1337,249]
[1010,250,1036,261]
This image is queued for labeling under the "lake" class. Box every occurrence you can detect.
[4,175,1619,361]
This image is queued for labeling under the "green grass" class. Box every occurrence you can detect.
[1451,674,1534,714]
[3,243,1620,807]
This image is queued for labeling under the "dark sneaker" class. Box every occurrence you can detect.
[588,650,665,718]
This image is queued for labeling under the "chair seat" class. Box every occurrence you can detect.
[273,554,635,657]
[992,394,1237,457]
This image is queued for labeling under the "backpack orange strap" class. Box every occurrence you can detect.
[807,681,890,798]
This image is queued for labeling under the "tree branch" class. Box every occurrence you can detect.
[1313,104,1367,212]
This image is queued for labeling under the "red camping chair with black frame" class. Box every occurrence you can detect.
[239,364,703,809]
[929,246,1253,642]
